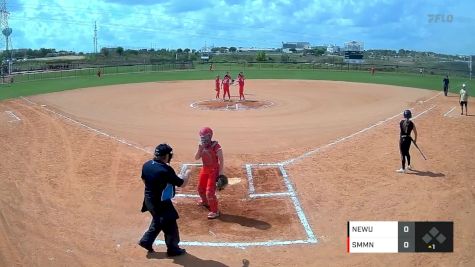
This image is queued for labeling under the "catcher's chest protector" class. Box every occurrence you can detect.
[201,142,220,168]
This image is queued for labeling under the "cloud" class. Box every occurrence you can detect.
[2,0,474,54]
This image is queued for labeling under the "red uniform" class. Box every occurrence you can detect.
[238,75,245,100]
[215,77,220,99]
[222,75,231,100]
[197,141,221,213]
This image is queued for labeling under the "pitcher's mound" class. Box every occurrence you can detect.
[190,99,274,111]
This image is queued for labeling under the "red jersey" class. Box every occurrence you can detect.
[215,78,220,89]
[222,76,231,87]
[200,141,221,168]
[238,76,244,86]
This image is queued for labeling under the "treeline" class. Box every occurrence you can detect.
[1,48,77,60]
[365,49,463,59]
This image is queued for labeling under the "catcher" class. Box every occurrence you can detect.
[194,127,227,219]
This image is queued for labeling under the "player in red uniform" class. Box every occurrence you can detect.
[222,72,231,101]
[215,75,221,99]
[194,127,224,219]
[237,72,245,100]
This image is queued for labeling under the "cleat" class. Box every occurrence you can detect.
[207,211,220,219]
[396,168,406,173]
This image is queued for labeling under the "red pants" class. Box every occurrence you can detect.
[239,85,244,100]
[223,85,230,99]
[197,167,219,212]
[215,89,220,99]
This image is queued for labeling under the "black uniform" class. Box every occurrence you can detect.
[139,159,184,254]
[399,119,414,169]
[443,77,449,96]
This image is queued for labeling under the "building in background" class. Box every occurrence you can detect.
[282,42,310,53]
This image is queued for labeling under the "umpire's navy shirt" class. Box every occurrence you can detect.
[141,160,184,220]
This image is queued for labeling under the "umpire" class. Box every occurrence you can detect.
[138,143,190,256]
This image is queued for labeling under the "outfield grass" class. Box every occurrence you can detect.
[0,68,473,100]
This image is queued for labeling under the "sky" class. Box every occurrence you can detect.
[4,0,475,55]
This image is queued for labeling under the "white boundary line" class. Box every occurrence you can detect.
[245,164,255,195]
[20,97,151,155]
[422,92,442,103]
[280,104,436,166]
[278,165,317,242]
[444,106,456,117]
[5,111,21,122]
[249,192,291,198]
[155,239,314,247]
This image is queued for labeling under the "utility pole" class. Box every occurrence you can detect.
[93,21,98,54]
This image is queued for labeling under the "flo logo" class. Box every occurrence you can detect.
[428,14,454,23]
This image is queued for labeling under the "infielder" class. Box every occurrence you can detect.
[237,72,245,101]
[194,127,224,219]
[222,72,231,101]
[397,110,418,173]
[215,75,221,99]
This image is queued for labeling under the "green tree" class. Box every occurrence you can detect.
[101,47,109,57]
[116,46,124,56]
[281,54,290,62]
[256,51,267,61]
[229,47,237,53]
[177,48,183,53]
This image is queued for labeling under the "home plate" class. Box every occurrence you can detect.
[228,177,241,185]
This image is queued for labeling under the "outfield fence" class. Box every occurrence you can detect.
[5,60,472,83]
[6,62,194,83]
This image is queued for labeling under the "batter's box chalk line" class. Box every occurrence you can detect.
[156,163,317,247]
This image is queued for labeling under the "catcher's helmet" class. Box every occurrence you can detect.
[154,143,173,158]
[199,127,213,138]
[403,109,412,119]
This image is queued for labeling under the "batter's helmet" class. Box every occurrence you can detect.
[403,109,412,119]
[199,127,213,138]
[154,143,173,158]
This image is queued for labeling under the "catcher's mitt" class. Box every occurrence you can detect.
[216,174,228,191]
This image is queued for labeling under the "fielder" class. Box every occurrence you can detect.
[397,110,418,173]
[194,127,225,219]
[222,72,231,101]
[442,75,449,96]
[237,72,245,101]
[215,75,221,99]
[459,84,469,115]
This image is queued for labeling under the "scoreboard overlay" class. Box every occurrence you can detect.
[347,221,453,253]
